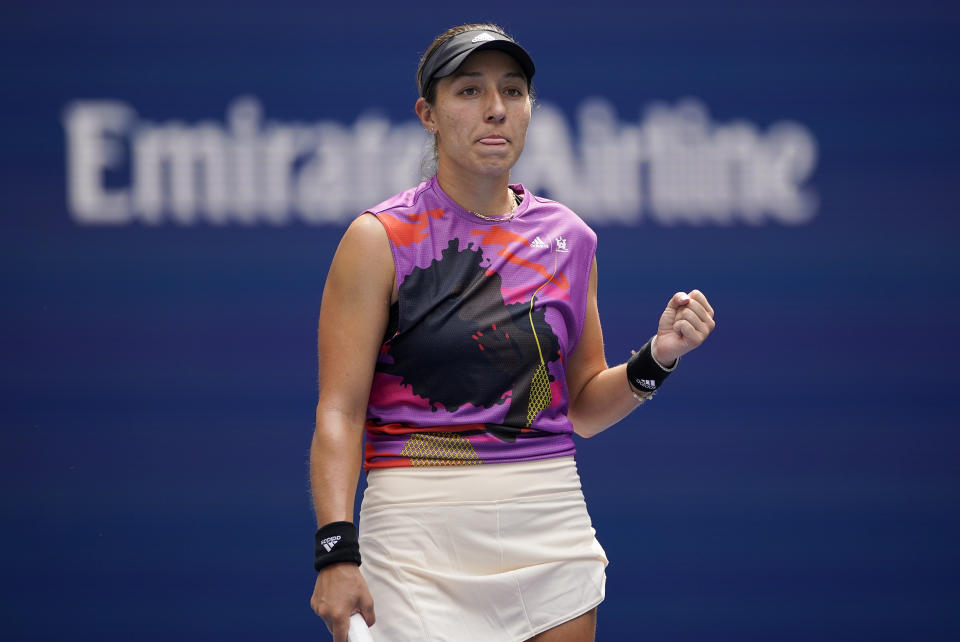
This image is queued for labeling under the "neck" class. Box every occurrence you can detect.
[435,164,515,218]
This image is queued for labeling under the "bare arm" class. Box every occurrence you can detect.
[565,258,716,438]
[565,258,637,437]
[309,213,394,641]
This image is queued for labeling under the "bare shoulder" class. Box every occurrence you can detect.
[338,212,391,258]
[325,213,395,304]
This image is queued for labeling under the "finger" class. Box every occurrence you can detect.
[688,290,714,318]
[680,298,710,324]
[330,616,350,642]
[676,310,710,340]
[677,307,710,335]
[673,318,704,343]
[679,302,717,334]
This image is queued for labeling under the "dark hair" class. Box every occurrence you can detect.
[416,23,533,105]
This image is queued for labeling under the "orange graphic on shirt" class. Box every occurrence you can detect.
[377,209,446,246]
[470,226,570,290]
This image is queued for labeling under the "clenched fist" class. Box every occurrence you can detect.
[652,290,716,366]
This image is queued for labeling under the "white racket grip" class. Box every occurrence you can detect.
[347,613,374,642]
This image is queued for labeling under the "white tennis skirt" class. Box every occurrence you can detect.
[358,456,608,642]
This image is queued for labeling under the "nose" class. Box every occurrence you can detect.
[485,91,506,123]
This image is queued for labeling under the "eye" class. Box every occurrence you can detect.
[460,87,479,96]
[504,87,524,97]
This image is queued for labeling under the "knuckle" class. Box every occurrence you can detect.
[311,596,333,618]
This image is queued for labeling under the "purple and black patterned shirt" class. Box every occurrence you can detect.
[363,175,597,470]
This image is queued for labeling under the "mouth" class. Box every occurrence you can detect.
[477,135,509,145]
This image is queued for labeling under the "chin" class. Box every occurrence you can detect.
[473,155,519,175]
[473,163,515,178]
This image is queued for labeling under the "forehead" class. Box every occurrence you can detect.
[453,49,526,77]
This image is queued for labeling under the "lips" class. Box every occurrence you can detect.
[477,135,509,145]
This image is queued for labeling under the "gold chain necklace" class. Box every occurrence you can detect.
[467,188,519,222]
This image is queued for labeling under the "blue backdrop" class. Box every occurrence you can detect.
[2,1,959,640]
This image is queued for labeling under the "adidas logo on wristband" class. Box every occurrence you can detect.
[320,535,342,552]
[314,522,362,572]
[634,378,657,390]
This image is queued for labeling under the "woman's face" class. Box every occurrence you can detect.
[419,50,532,179]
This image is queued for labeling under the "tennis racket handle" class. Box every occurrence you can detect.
[347,613,374,642]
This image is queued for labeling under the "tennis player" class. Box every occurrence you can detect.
[309,23,715,642]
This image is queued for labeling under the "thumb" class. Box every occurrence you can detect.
[667,291,690,310]
[360,600,376,627]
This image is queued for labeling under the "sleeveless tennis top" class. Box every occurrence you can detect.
[363,175,597,470]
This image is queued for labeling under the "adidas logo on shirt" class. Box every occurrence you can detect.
[634,378,657,390]
[531,236,548,248]
[320,535,342,552]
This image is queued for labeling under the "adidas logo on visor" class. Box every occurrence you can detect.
[471,33,496,43]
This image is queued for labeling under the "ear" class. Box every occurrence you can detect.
[415,97,436,134]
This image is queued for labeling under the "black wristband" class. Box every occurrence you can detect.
[626,337,677,394]
[313,521,362,572]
